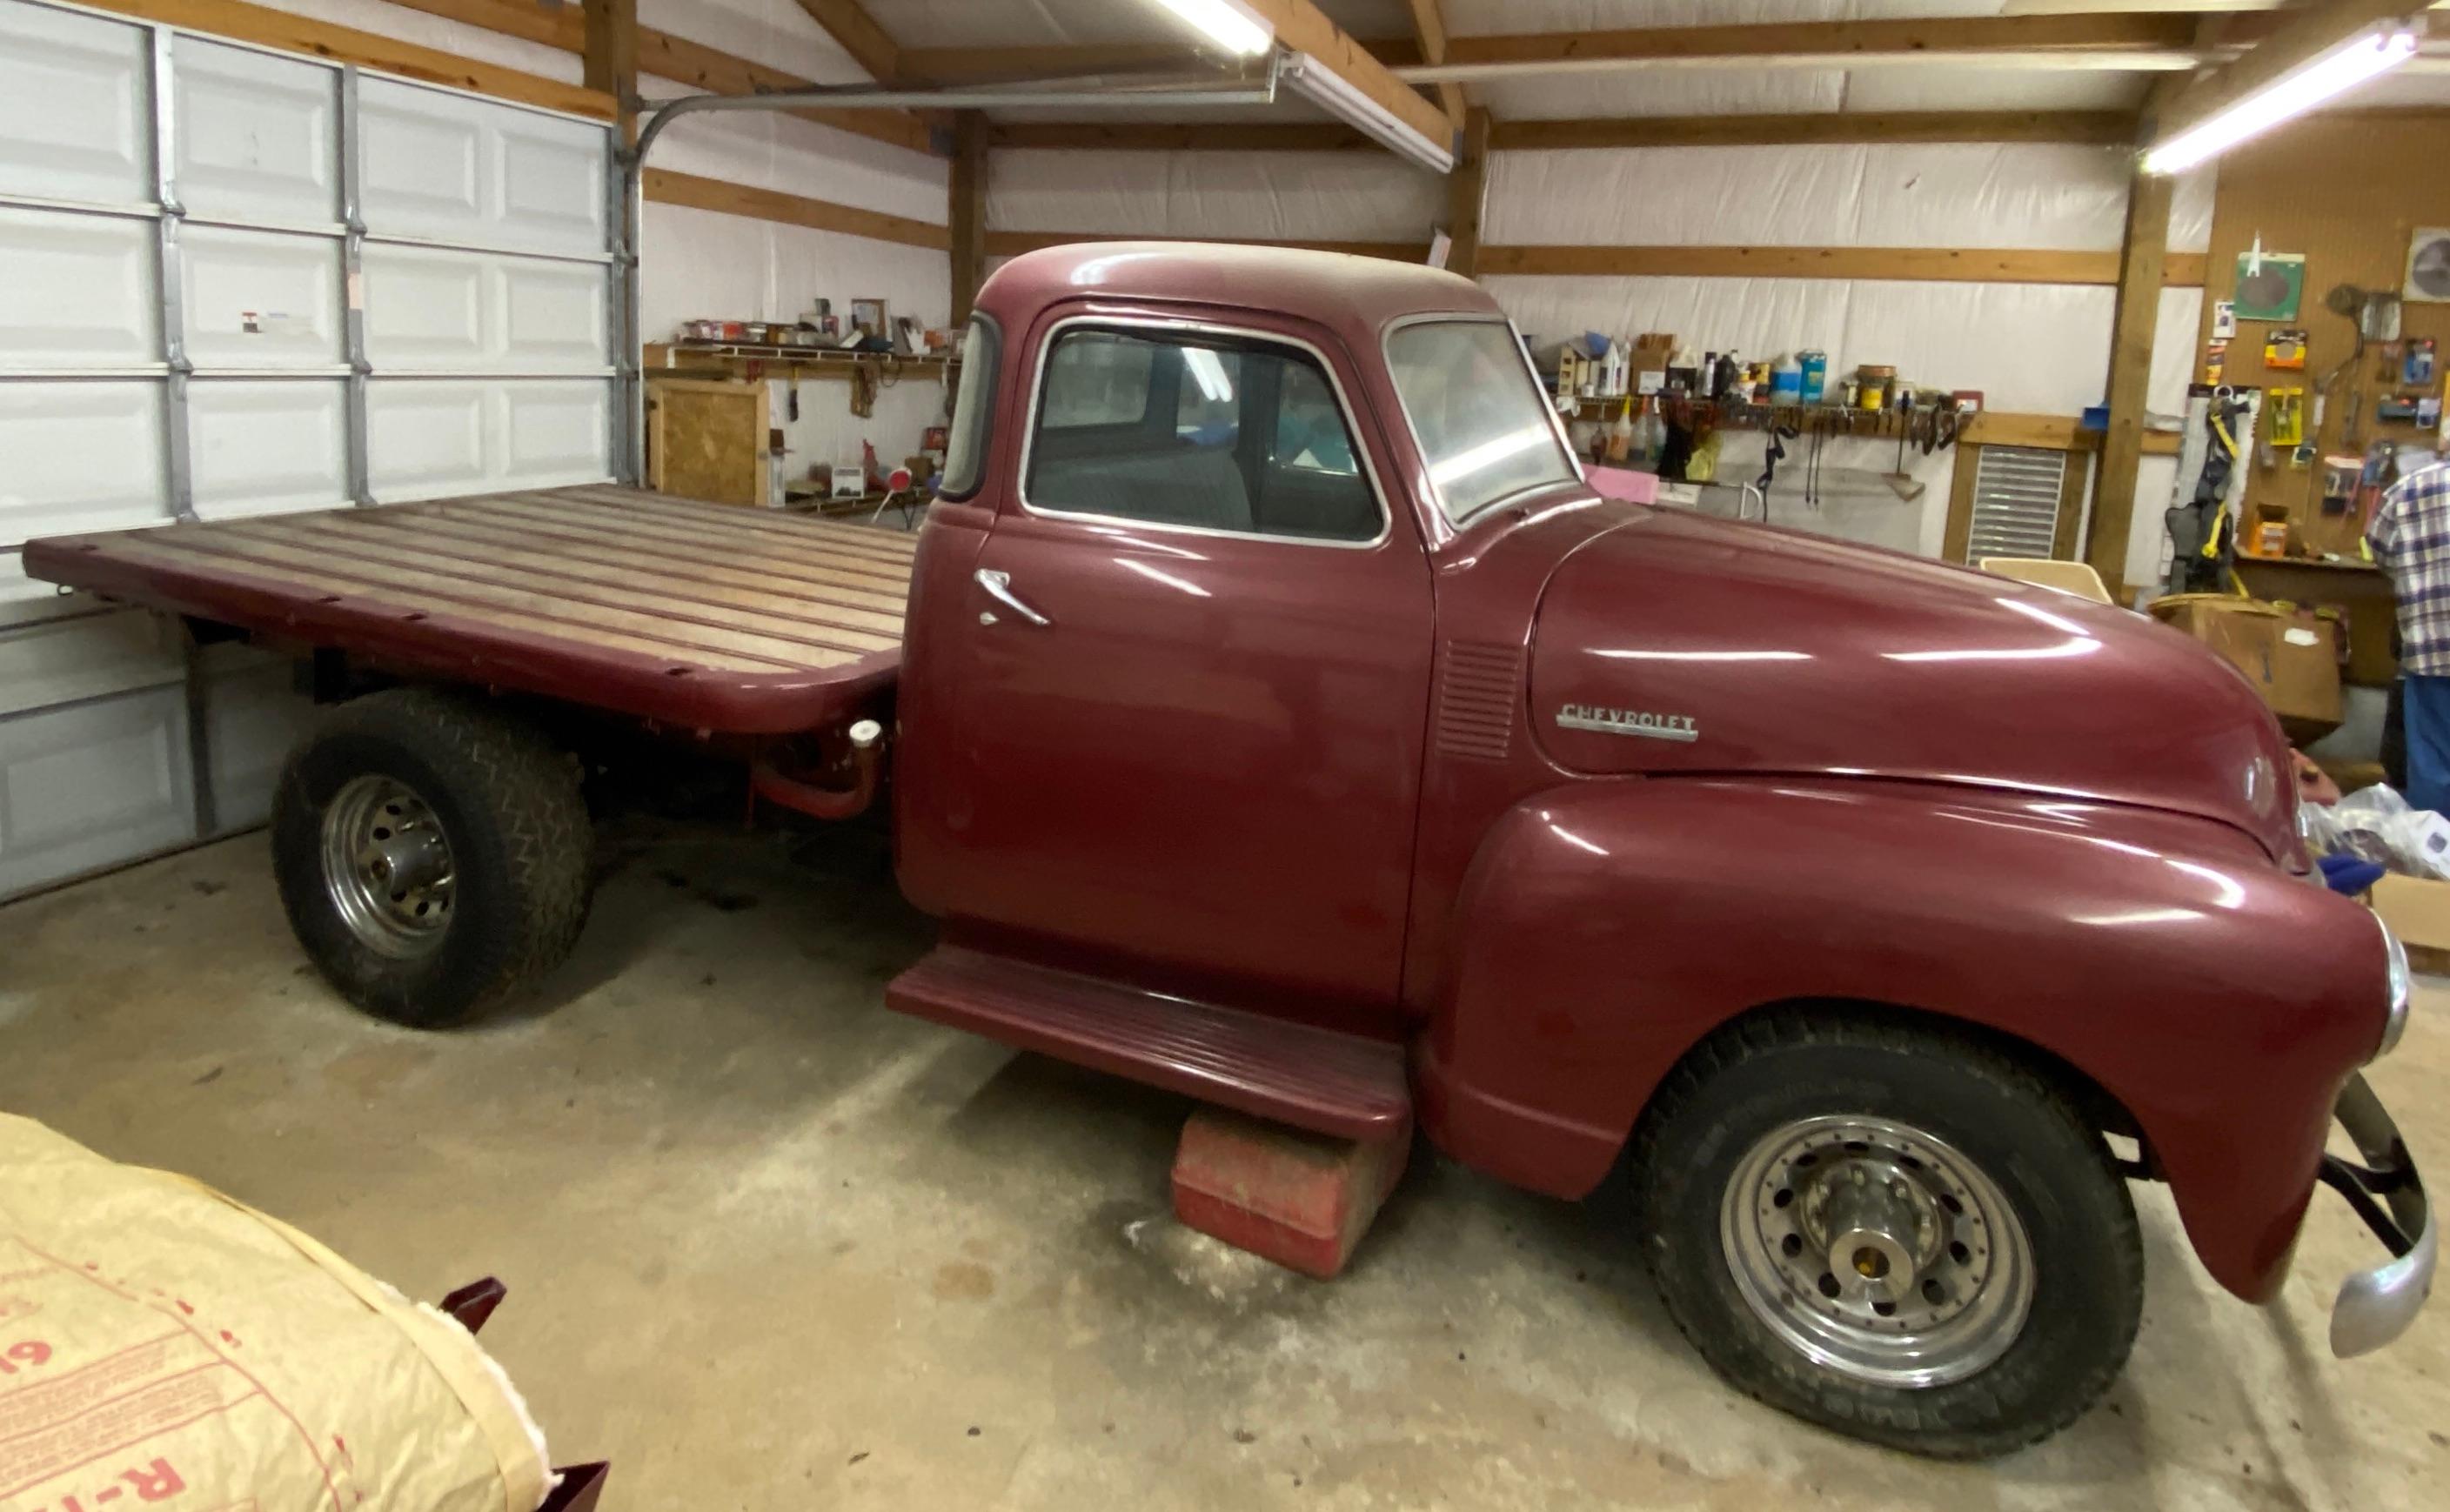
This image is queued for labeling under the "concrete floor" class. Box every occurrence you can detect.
[3,820,2447,1512]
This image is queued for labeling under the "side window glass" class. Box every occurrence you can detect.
[1027,327,1380,543]
[1271,363,1356,476]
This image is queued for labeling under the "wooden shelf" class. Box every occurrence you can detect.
[644,342,956,383]
[1561,397,2179,455]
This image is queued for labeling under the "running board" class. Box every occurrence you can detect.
[884,946,1411,1141]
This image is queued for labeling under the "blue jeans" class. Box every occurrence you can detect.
[2403,673,2450,813]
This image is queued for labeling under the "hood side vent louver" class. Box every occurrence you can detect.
[1434,640,1523,761]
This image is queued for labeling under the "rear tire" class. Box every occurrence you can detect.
[1631,1013,2142,1460]
[272,688,592,1027]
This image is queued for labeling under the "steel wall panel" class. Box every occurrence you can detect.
[0,683,194,898]
[0,381,171,545]
[181,226,343,367]
[358,78,606,256]
[0,206,160,365]
[173,34,338,228]
[362,244,607,371]
[0,0,150,207]
[189,379,348,518]
[0,563,100,627]
[0,608,181,718]
[364,379,485,497]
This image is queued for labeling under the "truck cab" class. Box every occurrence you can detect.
[883,243,2433,1457]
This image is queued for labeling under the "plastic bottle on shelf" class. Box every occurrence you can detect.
[1606,395,1637,462]
[1771,354,1803,403]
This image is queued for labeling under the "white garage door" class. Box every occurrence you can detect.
[0,0,622,898]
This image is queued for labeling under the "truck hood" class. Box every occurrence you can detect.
[1528,508,2301,860]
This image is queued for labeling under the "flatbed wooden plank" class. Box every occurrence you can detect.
[199,516,907,644]
[455,495,916,590]
[20,485,914,735]
[493,490,923,576]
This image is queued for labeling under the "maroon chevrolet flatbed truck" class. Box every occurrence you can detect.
[23,243,2433,1457]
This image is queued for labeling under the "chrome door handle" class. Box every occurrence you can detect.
[974,568,1050,627]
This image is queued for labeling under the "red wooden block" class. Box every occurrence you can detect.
[1170,1106,1412,1279]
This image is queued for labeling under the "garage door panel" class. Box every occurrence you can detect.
[190,379,347,518]
[361,244,485,366]
[0,0,151,207]
[499,126,606,254]
[182,226,342,367]
[0,381,171,545]
[0,207,160,365]
[364,246,607,371]
[203,644,313,834]
[173,35,338,227]
[501,258,610,368]
[360,77,605,255]
[0,559,104,628]
[367,379,608,499]
[0,684,194,897]
[366,379,485,498]
[0,607,181,717]
[503,381,611,482]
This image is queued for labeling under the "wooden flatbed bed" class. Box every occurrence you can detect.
[20,485,914,734]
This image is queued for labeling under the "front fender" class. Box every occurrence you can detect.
[1415,776,2391,1301]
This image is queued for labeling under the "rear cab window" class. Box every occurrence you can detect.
[1021,322,1382,544]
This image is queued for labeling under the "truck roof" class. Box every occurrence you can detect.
[980,242,1504,346]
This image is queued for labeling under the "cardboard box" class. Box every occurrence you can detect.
[2150,594,2344,743]
[2372,872,2450,971]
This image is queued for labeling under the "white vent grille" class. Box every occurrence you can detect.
[1965,445,2069,562]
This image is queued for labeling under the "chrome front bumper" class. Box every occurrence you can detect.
[2326,1074,2435,1356]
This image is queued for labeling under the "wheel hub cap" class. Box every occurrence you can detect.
[1719,1115,2035,1388]
[321,774,455,959]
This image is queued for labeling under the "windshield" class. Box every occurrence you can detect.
[939,314,999,498]
[1385,319,1578,525]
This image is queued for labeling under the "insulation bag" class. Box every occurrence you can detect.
[0,1114,551,1512]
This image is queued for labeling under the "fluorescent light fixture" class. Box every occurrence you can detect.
[1148,0,1274,58]
[2144,25,2420,174]
[1282,51,1456,173]
[1181,346,1235,402]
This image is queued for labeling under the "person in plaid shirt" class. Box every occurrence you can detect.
[2367,456,2450,811]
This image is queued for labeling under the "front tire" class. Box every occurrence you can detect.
[1632,1014,2143,1459]
[272,688,592,1027]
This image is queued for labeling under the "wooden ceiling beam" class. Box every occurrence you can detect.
[1494,110,2144,148]
[1433,14,2201,70]
[375,0,939,154]
[987,110,2141,152]
[1401,0,1468,124]
[787,0,903,84]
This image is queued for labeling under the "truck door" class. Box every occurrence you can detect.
[940,311,1435,1018]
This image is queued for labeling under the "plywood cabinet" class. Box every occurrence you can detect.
[646,377,769,506]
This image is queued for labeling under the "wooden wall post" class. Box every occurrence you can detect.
[581,0,638,141]
[1444,106,1491,278]
[2085,166,2172,597]
[949,111,988,324]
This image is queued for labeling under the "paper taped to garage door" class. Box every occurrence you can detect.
[0,1114,551,1512]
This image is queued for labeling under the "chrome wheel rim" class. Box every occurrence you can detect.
[1719,1114,2034,1388]
[320,774,455,959]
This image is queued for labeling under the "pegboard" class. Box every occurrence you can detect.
[2193,110,2450,564]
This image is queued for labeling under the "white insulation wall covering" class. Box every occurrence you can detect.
[988,150,1440,245]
